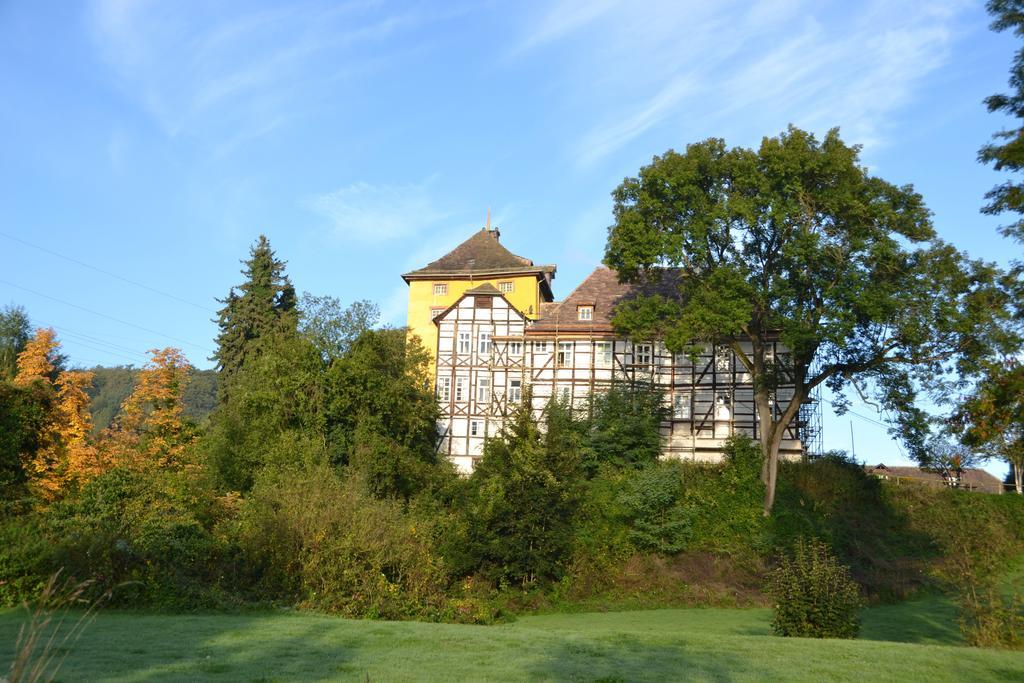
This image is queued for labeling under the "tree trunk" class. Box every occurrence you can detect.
[1015,460,1023,495]
[762,426,786,516]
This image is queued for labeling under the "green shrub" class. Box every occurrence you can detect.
[233,463,450,619]
[766,537,863,638]
[617,436,765,556]
[958,589,1024,650]
[0,513,51,605]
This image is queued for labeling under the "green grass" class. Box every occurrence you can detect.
[2,600,1022,682]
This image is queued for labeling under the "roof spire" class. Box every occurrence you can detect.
[486,207,500,241]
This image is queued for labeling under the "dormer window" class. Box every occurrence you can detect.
[498,281,514,294]
[578,306,593,321]
[433,283,448,296]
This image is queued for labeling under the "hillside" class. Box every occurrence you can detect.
[84,366,218,432]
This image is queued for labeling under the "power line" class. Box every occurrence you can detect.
[0,231,218,314]
[0,279,214,354]
[53,326,151,359]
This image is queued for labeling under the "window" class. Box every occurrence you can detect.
[672,391,692,419]
[470,457,482,471]
[509,341,523,356]
[533,340,548,353]
[557,341,573,367]
[474,296,492,309]
[498,281,514,293]
[470,420,481,437]
[509,379,522,402]
[433,283,448,296]
[636,343,652,365]
[595,342,612,367]
[478,331,492,354]
[431,306,445,320]
[477,377,491,403]
[560,387,571,402]
[716,345,732,372]
[577,306,593,321]
[437,377,451,402]
[455,377,467,402]
[457,332,471,354]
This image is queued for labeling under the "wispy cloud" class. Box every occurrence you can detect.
[306,180,452,243]
[512,0,972,167]
[87,0,422,151]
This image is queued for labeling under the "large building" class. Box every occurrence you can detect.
[404,226,819,473]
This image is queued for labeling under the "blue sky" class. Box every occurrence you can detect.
[0,0,1019,471]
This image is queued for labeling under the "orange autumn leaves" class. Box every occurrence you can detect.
[100,347,194,469]
[13,328,195,502]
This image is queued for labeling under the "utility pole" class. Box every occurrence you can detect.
[849,420,856,460]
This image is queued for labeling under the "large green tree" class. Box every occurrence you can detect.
[958,361,1024,494]
[212,235,297,400]
[0,305,32,381]
[980,0,1024,244]
[605,126,1007,515]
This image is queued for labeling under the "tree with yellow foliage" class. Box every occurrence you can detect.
[100,348,195,470]
[14,327,58,386]
[11,328,99,500]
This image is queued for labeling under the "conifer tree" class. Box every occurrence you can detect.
[212,235,297,400]
[0,304,31,380]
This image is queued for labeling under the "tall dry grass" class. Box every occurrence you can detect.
[5,570,109,683]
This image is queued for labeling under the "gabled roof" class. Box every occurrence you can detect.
[403,229,556,280]
[865,464,1004,488]
[464,282,502,296]
[432,285,528,326]
[528,266,681,334]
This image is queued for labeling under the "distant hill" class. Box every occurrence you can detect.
[84,366,218,433]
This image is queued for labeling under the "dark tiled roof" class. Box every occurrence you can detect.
[866,464,1003,488]
[403,229,555,278]
[464,282,502,296]
[528,266,682,334]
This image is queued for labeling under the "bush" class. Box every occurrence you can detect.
[233,463,450,619]
[958,589,1024,650]
[617,436,765,555]
[766,537,862,638]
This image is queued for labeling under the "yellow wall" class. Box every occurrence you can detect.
[406,274,543,375]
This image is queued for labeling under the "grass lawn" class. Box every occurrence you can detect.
[2,599,1022,682]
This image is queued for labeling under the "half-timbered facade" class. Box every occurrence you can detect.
[415,229,820,474]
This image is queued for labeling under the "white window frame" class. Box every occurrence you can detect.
[557,341,573,367]
[509,341,523,356]
[478,331,492,354]
[470,420,481,437]
[509,379,522,402]
[433,283,448,296]
[498,281,514,294]
[455,377,467,402]
[437,377,451,402]
[477,377,491,403]
[595,341,612,367]
[672,391,691,419]
[636,343,652,366]
[716,345,732,372]
[457,331,471,354]
[533,340,548,353]
[577,306,593,321]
